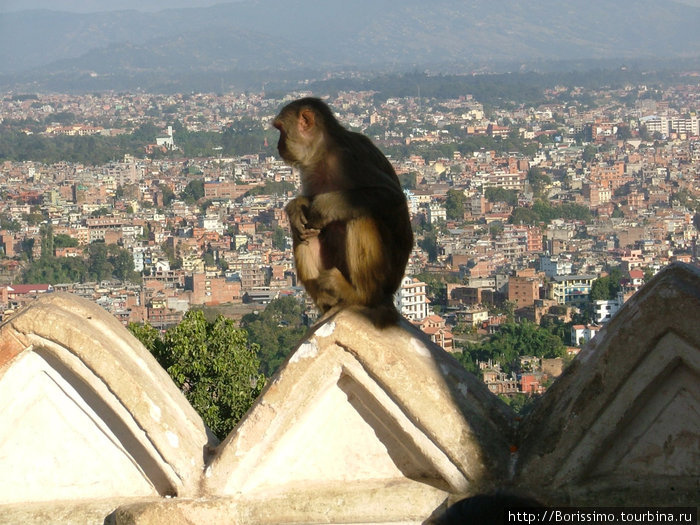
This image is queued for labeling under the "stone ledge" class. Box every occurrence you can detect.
[1,263,699,523]
[515,262,700,505]
[0,292,217,504]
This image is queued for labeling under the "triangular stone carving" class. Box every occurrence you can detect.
[515,263,700,505]
[0,293,218,506]
[0,350,157,502]
[204,313,515,521]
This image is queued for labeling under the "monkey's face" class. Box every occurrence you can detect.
[273,110,315,168]
[272,115,296,165]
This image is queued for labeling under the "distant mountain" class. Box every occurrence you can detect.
[1,0,699,91]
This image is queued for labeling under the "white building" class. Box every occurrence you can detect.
[426,203,447,224]
[594,294,623,324]
[200,215,225,235]
[571,324,601,346]
[395,276,430,322]
[156,126,175,149]
[539,254,573,278]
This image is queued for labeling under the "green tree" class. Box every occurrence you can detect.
[590,267,622,301]
[241,296,308,377]
[445,189,466,220]
[499,393,539,416]
[458,321,565,374]
[399,171,417,190]
[40,223,54,259]
[582,145,598,163]
[485,187,518,206]
[418,232,439,262]
[129,311,265,439]
[86,242,114,281]
[180,179,205,203]
[272,226,287,251]
[109,245,138,282]
[527,167,551,198]
[159,184,176,206]
[0,214,21,232]
[53,234,79,248]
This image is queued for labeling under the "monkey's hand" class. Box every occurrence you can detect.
[285,196,320,242]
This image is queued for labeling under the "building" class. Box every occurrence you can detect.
[426,203,447,224]
[395,276,430,322]
[539,255,573,278]
[457,306,489,327]
[548,274,596,307]
[508,273,541,308]
[571,324,601,346]
[415,314,453,352]
[186,273,242,305]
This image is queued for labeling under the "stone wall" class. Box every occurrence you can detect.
[0,263,698,524]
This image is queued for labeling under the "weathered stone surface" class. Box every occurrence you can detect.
[203,310,515,522]
[1,263,699,523]
[111,482,448,525]
[0,293,217,509]
[515,262,700,505]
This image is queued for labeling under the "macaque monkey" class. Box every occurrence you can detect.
[273,97,413,327]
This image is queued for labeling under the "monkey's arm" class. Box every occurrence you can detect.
[307,187,405,229]
[285,196,320,242]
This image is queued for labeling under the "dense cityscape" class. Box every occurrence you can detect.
[1,72,699,407]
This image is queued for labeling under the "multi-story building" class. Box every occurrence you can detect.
[539,255,573,278]
[395,276,429,322]
[508,274,541,308]
[548,274,596,307]
[415,314,453,352]
[571,324,601,346]
[186,273,242,305]
[426,203,447,224]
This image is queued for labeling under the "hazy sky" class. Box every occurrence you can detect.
[1,0,699,12]
[0,0,237,12]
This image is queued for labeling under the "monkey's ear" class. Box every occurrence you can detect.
[299,108,316,132]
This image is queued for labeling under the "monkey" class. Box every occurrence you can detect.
[273,97,413,327]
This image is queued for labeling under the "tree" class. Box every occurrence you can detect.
[272,226,287,251]
[86,242,114,281]
[418,232,439,262]
[445,189,466,220]
[590,267,622,301]
[485,187,518,206]
[159,184,176,206]
[39,223,54,259]
[527,167,551,198]
[399,171,417,190]
[129,311,265,439]
[582,145,598,163]
[241,296,308,377]
[458,320,565,375]
[109,245,138,282]
[180,179,205,203]
[54,234,79,248]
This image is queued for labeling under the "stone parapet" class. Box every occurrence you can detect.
[1,263,698,524]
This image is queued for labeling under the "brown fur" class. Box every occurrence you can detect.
[273,97,413,327]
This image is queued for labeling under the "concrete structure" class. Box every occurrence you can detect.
[0,263,699,523]
[548,273,596,306]
[395,275,430,321]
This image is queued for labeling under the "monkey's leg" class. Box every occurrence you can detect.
[294,236,322,283]
[343,217,387,306]
[313,217,384,311]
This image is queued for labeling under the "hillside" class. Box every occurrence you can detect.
[1,0,699,91]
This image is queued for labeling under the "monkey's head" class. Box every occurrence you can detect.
[272,98,340,168]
